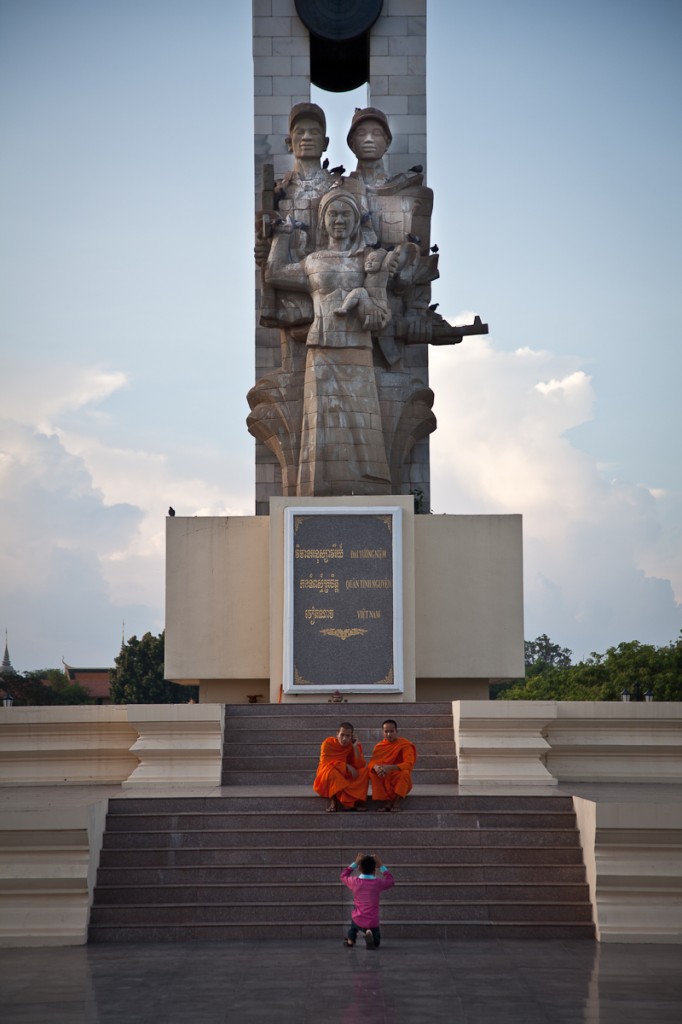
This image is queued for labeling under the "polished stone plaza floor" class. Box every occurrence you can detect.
[1,938,680,1024]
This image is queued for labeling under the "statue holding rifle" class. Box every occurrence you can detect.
[248,104,487,500]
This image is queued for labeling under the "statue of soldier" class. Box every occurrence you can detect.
[249,104,341,494]
[248,103,485,499]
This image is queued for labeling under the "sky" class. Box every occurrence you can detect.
[1,0,680,672]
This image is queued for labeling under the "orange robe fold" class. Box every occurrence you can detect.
[368,736,417,801]
[313,737,369,807]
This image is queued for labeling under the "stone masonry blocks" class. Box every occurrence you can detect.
[253,18,291,38]
[254,56,293,76]
[272,36,309,56]
[407,17,426,35]
[370,35,389,56]
[253,37,273,57]
[387,75,426,95]
[372,56,409,77]
[254,77,273,97]
[389,35,426,56]
[371,95,409,116]
[388,0,426,16]
[372,18,408,37]
[273,76,310,96]
[369,75,389,97]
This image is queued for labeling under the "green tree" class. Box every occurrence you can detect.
[499,633,682,701]
[6,669,94,706]
[525,634,572,669]
[491,633,573,698]
[110,631,197,704]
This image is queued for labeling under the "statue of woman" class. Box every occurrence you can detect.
[265,188,397,497]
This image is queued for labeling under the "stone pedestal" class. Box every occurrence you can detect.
[165,503,524,703]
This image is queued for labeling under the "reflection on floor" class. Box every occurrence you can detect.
[1,938,681,1023]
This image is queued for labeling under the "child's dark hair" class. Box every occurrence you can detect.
[339,721,354,733]
[359,855,376,875]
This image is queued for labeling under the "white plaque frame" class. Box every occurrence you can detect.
[283,506,404,694]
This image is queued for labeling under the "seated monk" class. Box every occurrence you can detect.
[369,719,417,812]
[313,721,370,812]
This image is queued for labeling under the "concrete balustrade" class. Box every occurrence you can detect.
[546,703,682,782]
[574,797,682,943]
[0,707,139,785]
[453,701,682,787]
[0,800,108,946]
[453,701,682,944]
[453,700,557,786]
[0,705,225,789]
[123,704,224,788]
[0,705,224,945]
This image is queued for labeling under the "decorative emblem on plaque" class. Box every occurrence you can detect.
[320,628,368,641]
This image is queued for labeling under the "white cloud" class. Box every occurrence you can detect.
[2,359,128,432]
[430,333,681,659]
[0,421,146,668]
[56,430,251,606]
[0,360,251,670]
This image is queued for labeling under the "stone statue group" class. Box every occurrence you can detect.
[249,104,485,500]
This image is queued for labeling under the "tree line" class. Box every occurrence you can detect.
[1,632,196,705]
[492,632,682,702]
[4,630,680,704]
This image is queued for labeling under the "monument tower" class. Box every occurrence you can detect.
[249,0,487,515]
[165,1,524,704]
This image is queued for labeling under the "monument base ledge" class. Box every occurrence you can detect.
[165,504,524,703]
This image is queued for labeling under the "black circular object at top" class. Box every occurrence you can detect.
[295,0,383,41]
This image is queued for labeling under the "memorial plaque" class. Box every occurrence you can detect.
[283,507,403,693]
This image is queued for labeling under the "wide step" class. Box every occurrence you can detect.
[90,799,594,942]
[88,704,594,943]
[221,701,459,786]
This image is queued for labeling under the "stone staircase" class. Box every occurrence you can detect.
[221,701,458,786]
[88,703,595,942]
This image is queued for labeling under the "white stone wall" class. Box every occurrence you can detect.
[165,511,524,697]
[453,701,682,787]
[574,797,682,943]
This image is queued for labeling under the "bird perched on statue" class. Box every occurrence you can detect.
[322,157,329,169]
[408,164,423,173]
[168,507,175,517]
[329,164,345,175]
[430,244,439,253]
[407,233,421,244]
[428,303,439,312]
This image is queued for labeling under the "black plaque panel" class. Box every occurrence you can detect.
[291,513,395,688]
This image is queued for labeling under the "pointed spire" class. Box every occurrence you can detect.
[1,629,15,678]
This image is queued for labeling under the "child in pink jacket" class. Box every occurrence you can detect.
[340,850,395,949]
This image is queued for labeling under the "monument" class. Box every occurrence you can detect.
[165,0,524,703]
[248,99,487,502]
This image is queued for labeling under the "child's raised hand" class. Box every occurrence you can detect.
[355,851,364,864]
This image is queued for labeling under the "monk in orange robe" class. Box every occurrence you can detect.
[368,719,417,812]
[313,722,370,812]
